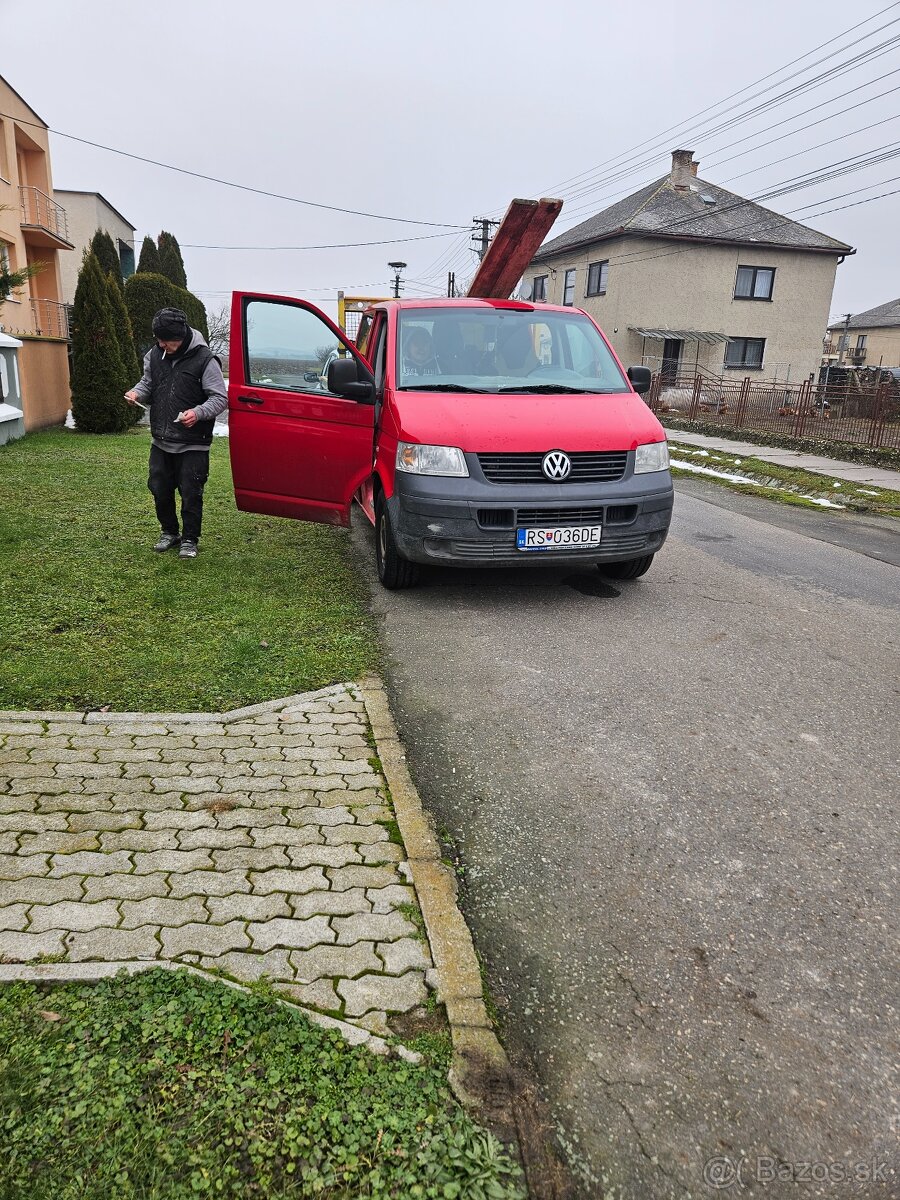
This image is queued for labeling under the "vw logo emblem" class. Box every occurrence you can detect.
[542,450,571,481]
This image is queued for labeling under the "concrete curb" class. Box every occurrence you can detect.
[0,959,419,1062]
[357,674,510,1108]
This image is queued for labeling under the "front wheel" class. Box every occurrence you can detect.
[375,492,420,590]
[600,554,655,580]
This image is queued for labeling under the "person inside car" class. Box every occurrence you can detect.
[402,327,441,377]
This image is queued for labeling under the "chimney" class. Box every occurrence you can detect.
[671,148,694,190]
[690,160,699,176]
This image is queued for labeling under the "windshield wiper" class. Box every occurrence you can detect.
[400,383,492,392]
[496,384,593,394]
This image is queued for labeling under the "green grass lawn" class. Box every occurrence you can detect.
[0,429,378,712]
[669,441,900,517]
[0,969,524,1199]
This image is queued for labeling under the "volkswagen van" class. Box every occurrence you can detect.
[228,294,672,588]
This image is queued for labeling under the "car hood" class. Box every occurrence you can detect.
[391,388,665,452]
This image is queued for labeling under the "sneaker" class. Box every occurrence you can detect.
[153,531,181,552]
[179,539,198,559]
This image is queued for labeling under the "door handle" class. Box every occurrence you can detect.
[239,395,265,405]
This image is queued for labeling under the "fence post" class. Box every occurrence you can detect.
[689,374,702,420]
[735,377,751,426]
[792,379,809,438]
[867,382,886,448]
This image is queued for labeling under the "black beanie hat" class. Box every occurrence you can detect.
[152,308,190,341]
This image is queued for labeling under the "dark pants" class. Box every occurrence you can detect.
[148,445,210,542]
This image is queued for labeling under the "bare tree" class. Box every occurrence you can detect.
[206,302,230,361]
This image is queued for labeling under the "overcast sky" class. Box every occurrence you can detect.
[5,0,899,325]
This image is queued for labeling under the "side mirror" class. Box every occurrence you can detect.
[627,365,652,395]
[327,356,376,403]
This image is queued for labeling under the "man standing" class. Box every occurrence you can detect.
[125,308,227,559]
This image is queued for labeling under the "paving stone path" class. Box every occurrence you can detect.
[0,685,434,1036]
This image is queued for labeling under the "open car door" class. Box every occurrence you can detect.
[228,292,375,525]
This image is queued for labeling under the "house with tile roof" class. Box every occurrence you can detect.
[824,298,900,369]
[523,150,854,384]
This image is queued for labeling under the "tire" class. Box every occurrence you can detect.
[375,492,420,590]
[600,554,655,580]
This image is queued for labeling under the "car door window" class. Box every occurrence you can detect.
[244,299,353,395]
[371,316,387,395]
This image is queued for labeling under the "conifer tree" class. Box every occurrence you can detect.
[157,230,188,289]
[106,270,141,425]
[137,235,161,274]
[70,253,129,434]
[90,228,122,286]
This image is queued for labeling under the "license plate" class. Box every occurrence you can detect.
[516,524,602,551]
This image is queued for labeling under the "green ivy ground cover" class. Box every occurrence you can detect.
[0,429,378,712]
[0,969,524,1199]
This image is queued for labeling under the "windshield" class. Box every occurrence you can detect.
[396,307,629,394]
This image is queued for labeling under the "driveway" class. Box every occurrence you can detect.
[352,483,899,1198]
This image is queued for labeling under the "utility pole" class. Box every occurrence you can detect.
[388,261,407,299]
[471,216,499,261]
[447,271,456,298]
[837,313,852,365]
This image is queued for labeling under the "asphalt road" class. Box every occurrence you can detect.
[351,481,899,1199]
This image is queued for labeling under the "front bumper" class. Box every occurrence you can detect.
[388,462,673,567]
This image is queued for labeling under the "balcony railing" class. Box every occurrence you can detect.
[19,186,70,245]
[30,298,71,340]
[849,346,867,360]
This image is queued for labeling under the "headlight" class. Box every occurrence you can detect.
[634,441,670,474]
[396,442,469,477]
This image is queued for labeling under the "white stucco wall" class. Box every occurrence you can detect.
[526,236,843,383]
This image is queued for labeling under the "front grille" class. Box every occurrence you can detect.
[476,505,638,528]
[476,508,514,528]
[515,507,604,527]
[477,451,629,484]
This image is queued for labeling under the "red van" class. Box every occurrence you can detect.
[228,294,672,589]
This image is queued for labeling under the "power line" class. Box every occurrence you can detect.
[1,110,466,230]
[544,22,900,208]
[704,77,900,174]
[558,38,900,212]
[540,2,900,198]
[717,109,900,182]
[178,231,458,250]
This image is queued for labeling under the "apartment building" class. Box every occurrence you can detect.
[0,75,74,431]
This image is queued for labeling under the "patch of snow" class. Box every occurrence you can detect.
[800,495,846,509]
[670,458,754,484]
[65,409,76,429]
[858,489,882,496]
[212,422,229,438]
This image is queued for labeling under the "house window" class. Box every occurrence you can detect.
[562,269,576,306]
[586,260,608,296]
[531,275,547,302]
[855,334,867,352]
[734,265,775,301]
[724,337,766,369]
[119,239,135,280]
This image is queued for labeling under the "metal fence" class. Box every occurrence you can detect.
[29,299,70,340]
[19,186,70,243]
[648,372,900,451]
